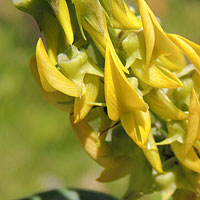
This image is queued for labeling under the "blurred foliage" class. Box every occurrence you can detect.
[0,0,200,199]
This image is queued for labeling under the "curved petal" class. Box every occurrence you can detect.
[36,38,79,97]
[132,59,183,88]
[143,132,163,173]
[100,0,142,29]
[120,110,151,148]
[136,0,174,67]
[185,88,200,154]
[74,74,99,123]
[105,46,147,121]
[51,0,74,45]
[144,89,188,120]
[171,142,200,173]
[41,12,60,65]
[30,56,74,113]
[169,34,200,75]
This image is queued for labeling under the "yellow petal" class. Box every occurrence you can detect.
[41,12,59,65]
[136,0,174,67]
[143,132,163,173]
[185,88,200,154]
[36,38,79,97]
[132,59,183,88]
[192,72,200,100]
[120,110,151,148]
[171,142,200,173]
[169,34,200,75]
[54,0,74,45]
[74,74,99,123]
[70,114,125,169]
[30,56,73,113]
[105,46,147,121]
[105,0,142,29]
[167,121,200,173]
[156,55,182,71]
[144,89,188,120]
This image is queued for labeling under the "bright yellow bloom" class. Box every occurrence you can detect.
[136,0,186,68]
[41,12,60,65]
[169,34,200,75]
[30,56,74,113]
[36,38,79,97]
[122,32,184,88]
[144,89,188,120]
[104,45,147,121]
[99,0,142,29]
[120,110,150,148]
[49,0,74,45]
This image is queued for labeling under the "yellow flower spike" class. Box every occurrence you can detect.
[70,114,131,169]
[143,132,163,173]
[99,0,142,30]
[74,74,99,123]
[41,12,60,65]
[184,88,200,154]
[131,59,184,88]
[120,110,151,148]
[144,89,188,120]
[30,56,74,113]
[36,38,79,97]
[105,46,147,121]
[50,0,74,45]
[169,34,200,75]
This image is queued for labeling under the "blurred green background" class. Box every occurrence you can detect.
[0,0,200,199]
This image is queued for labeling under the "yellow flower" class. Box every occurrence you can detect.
[158,120,200,173]
[30,56,74,113]
[104,45,147,122]
[72,0,107,55]
[122,32,184,88]
[57,45,103,94]
[169,34,200,75]
[144,88,188,120]
[41,12,60,65]
[99,0,142,29]
[120,110,151,148]
[48,0,74,45]
[36,38,79,97]
[136,0,186,68]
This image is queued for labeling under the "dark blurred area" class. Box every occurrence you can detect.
[0,0,200,199]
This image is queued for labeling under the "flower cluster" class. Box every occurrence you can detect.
[13,0,200,199]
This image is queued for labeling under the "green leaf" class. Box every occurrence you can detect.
[19,188,118,200]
